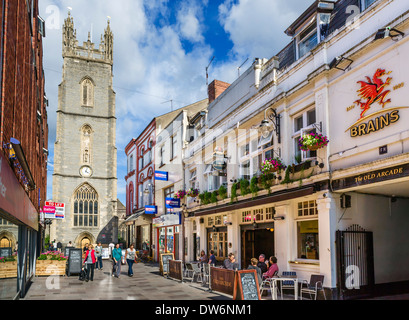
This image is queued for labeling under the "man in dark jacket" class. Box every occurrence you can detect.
[257,254,268,273]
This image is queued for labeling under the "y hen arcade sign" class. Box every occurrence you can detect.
[346,69,408,137]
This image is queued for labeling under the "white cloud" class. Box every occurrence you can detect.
[219,0,313,60]
[39,0,313,205]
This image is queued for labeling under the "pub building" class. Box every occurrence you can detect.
[0,0,48,299]
[183,0,409,299]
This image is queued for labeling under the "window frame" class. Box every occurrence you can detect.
[292,106,317,162]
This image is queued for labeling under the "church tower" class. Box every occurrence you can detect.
[52,12,118,247]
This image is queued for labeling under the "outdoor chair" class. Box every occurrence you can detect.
[191,262,203,283]
[300,274,327,300]
[259,271,279,299]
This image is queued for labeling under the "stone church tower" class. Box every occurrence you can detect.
[51,12,118,247]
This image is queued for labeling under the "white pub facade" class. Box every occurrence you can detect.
[182,0,409,299]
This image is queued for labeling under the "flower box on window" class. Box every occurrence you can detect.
[298,133,329,152]
[261,157,286,174]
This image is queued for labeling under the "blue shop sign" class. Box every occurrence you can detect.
[165,197,180,208]
[155,171,168,181]
[145,205,157,214]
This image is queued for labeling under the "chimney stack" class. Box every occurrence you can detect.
[208,80,230,104]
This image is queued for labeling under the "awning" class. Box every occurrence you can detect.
[124,208,145,225]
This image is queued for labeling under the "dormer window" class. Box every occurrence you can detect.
[362,0,377,11]
[298,21,318,58]
[286,1,334,60]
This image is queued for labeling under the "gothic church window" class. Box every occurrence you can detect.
[73,183,98,227]
[81,78,94,107]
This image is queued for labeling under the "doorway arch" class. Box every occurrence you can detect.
[75,232,95,249]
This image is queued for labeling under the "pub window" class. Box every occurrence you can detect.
[241,210,252,223]
[73,183,98,227]
[164,185,174,214]
[254,208,264,222]
[295,200,318,260]
[265,207,276,220]
[208,231,228,262]
[292,107,317,162]
[207,216,214,227]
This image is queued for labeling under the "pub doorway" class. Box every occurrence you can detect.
[241,223,274,268]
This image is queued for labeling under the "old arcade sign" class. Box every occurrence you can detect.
[346,69,408,137]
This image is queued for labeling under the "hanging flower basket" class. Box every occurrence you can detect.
[187,188,199,198]
[261,157,286,174]
[174,189,187,199]
[298,132,329,152]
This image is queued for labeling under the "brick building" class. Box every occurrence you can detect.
[0,0,48,299]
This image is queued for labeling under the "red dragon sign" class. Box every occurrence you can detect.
[346,68,408,137]
[354,68,392,119]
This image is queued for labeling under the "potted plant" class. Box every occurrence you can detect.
[187,188,199,198]
[230,182,238,203]
[298,132,329,151]
[211,191,218,203]
[36,251,68,276]
[174,189,187,199]
[261,157,286,174]
[0,254,18,279]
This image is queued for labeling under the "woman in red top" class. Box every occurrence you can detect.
[263,256,279,279]
[83,244,97,282]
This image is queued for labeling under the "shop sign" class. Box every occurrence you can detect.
[45,201,65,219]
[346,69,408,137]
[154,171,168,181]
[43,206,55,219]
[153,213,181,227]
[145,205,157,214]
[0,152,38,230]
[332,163,409,190]
[165,197,180,208]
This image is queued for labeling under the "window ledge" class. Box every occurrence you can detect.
[289,260,319,266]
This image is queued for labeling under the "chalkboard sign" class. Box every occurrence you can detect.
[0,247,12,258]
[64,247,73,257]
[160,253,174,276]
[67,248,82,276]
[168,260,183,282]
[233,270,261,300]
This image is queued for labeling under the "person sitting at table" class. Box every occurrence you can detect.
[262,256,279,279]
[257,254,268,274]
[223,253,239,270]
[247,258,262,285]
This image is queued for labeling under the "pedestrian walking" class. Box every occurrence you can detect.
[95,242,103,270]
[112,243,122,278]
[125,244,137,277]
[67,241,73,247]
[83,244,97,282]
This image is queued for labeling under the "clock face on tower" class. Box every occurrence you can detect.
[80,166,92,177]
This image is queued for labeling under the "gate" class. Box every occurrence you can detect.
[336,224,375,300]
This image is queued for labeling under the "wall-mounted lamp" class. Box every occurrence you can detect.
[212,225,218,232]
[258,107,281,143]
[329,56,353,71]
[375,27,404,41]
[273,216,285,221]
[230,178,237,183]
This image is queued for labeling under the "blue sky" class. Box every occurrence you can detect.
[39,0,313,206]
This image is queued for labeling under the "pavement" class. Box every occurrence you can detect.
[23,261,231,300]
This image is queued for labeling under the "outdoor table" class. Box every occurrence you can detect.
[271,277,299,300]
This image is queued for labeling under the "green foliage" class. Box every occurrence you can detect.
[211,191,218,203]
[204,191,212,205]
[250,176,259,198]
[218,185,227,200]
[239,179,250,196]
[230,182,237,203]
